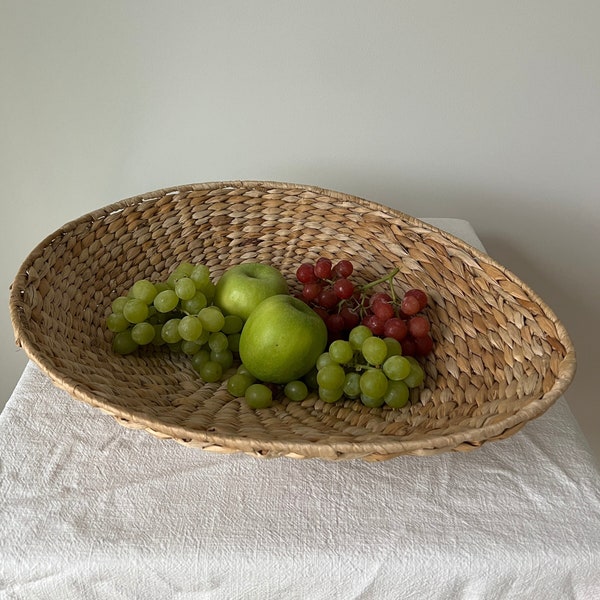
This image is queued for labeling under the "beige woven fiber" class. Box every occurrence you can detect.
[9,181,576,460]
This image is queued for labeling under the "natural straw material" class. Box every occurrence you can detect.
[10,181,576,460]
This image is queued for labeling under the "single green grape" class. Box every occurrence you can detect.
[360,393,385,408]
[155,281,172,294]
[106,312,130,333]
[168,341,182,353]
[359,368,389,399]
[303,368,319,390]
[245,383,273,409]
[227,333,241,353]
[236,363,256,378]
[177,261,195,275]
[316,352,335,370]
[342,372,361,399]
[181,291,207,315]
[210,348,234,371]
[152,324,167,346]
[112,330,139,355]
[198,360,223,383]
[196,329,210,346]
[122,298,149,324]
[181,340,202,355]
[383,380,410,408]
[151,310,171,325]
[227,373,255,397]
[382,355,412,381]
[174,277,197,301]
[349,325,372,350]
[154,289,179,313]
[318,386,343,403]
[222,314,243,335]
[328,339,354,365]
[361,336,388,366]
[167,262,194,286]
[161,318,182,344]
[208,331,229,352]
[403,359,425,388]
[178,315,203,342]
[131,321,156,345]
[146,305,158,322]
[111,296,129,314]
[383,337,403,358]
[284,380,309,402]
[166,272,183,288]
[316,364,346,391]
[198,306,225,332]
[191,349,211,374]
[131,279,158,304]
[197,280,216,303]
[190,264,211,287]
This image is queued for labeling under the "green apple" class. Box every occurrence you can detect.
[214,262,289,321]
[239,294,328,384]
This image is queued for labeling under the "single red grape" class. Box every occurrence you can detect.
[333,259,353,279]
[333,278,355,300]
[414,334,434,356]
[296,263,317,283]
[372,299,395,320]
[312,306,330,322]
[396,308,410,320]
[302,282,322,302]
[314,257,333,280]
[408,315,430,338]
[370,291,392,307]
[405,288,428,311]
[400,294,421,316]
[362,313,386,336]
[383,317,408,341]
[340,306,360,329]
[326,313,345,334]
[401,336,417,357]
[317,287,339,309]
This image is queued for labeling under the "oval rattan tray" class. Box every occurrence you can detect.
[9,181,576,460]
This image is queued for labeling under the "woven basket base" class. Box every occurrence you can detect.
[10,181,576,460]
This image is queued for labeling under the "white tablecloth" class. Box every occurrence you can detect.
[1,219,599,600]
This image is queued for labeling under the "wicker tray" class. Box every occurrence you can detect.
[9,181,576,460]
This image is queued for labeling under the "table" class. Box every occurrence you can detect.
[1,220,599,600]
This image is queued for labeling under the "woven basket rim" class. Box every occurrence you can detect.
[15,350,575,459]
[9,180,577,459]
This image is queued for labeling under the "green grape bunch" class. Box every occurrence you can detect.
[315,325,426,409]
[106,261,241,384]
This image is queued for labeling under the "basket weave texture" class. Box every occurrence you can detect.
[10,181,576,460]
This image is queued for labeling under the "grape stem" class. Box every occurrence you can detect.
[335,266,401,319]
[352,362,379,372]
[359,267,400,302]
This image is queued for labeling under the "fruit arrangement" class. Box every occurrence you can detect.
[106,257,433,410]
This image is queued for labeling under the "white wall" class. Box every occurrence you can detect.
[2,1,598,460]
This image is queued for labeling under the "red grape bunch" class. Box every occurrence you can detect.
[363,288,433,357]
[296,257,360,333]
[295,257,434,357]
